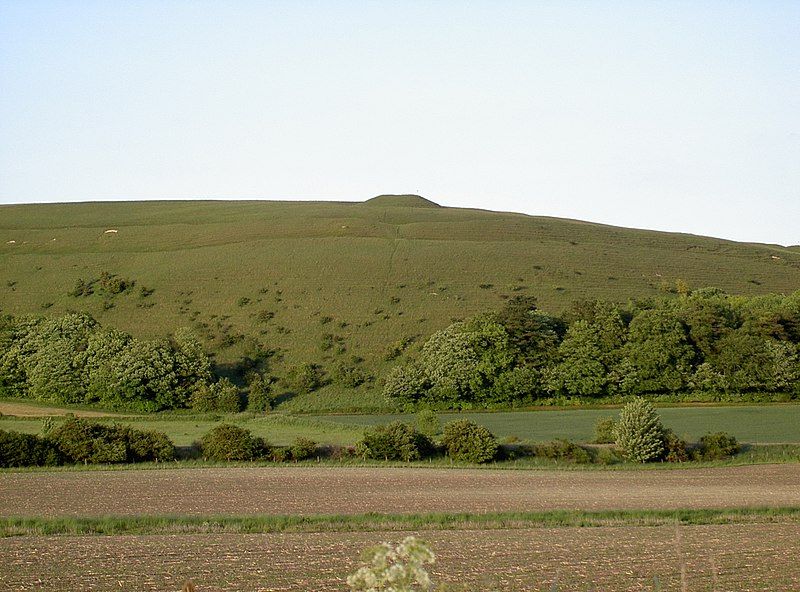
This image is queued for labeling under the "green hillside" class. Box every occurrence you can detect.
[1,198,798,410]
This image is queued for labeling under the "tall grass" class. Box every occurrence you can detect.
[2,507,798,537]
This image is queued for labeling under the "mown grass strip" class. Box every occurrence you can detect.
[3,507,799,537]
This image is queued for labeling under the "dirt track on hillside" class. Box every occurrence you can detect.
[2,464,798,518]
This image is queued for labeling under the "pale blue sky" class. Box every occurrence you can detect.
[1,1,798,245]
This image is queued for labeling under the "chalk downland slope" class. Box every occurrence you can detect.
[1,197,798,409]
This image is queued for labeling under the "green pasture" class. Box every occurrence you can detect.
[314,405,800,444]
[0,413,363,447]
[3,404,798,446]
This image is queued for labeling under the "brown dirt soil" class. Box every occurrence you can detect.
[1,523,799,591]
[2,464,800,518]
[0,401,124,417]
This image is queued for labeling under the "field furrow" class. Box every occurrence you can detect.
[2,524,799,591]
[2,464,799,518]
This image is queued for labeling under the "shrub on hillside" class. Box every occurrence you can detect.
[0,429,62,467]
[200,424,268,461]
[49,418,175,464]
[356,421,432,462]
[286,363,325,393]
[697,431,739,460]
[440,419,498,464]
[614,399,665,463]
[332,362,369,388]
[190,378,241,413]
[246,373,273,412]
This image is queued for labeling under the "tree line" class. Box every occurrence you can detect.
[0,312,214,411]
[384,288,800,409]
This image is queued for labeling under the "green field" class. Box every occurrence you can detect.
[2,197,798,411]
[315,405,800,444]
[0,413,362,447]
[3,404,799,446]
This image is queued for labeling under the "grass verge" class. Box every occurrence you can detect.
[2,507,798,537]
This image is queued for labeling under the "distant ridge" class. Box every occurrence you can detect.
[364,194,441,208]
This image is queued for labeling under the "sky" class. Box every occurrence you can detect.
[0,1,798,246]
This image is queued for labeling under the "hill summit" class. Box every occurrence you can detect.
[364,194,441,208]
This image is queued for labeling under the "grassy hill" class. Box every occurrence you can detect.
[1,198,798,410]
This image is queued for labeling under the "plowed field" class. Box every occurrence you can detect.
[2,464,799,518]
[2,523,799,591]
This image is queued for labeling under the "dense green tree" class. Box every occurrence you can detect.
[420,316,516,406]
[547,304,626,397]
[622,309,695,394]
[246,372,274,412]
[490,365,542,403]
[677,289,739,359]
[383,364,430,408]
[494,295,565,367]
[547,320,607,396]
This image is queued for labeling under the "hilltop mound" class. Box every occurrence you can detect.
[364,194,441,208]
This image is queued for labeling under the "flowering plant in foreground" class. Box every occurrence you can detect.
[347,536,436,592]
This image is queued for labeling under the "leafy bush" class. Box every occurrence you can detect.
[697,431,739,460]
[200,424,268,461]
[289,437,317,461]
[269,447,290,462]
[356,421,432,462]
[440,419,498,463]
[126,428,176,462]
[593,417,617,444]
[0,430,62,467]
[594,446,623,465]
[534,439,592,464]
[614,399,665,463]
[347,536,435,592]
[662,428,689,462]
[50,418,175,464]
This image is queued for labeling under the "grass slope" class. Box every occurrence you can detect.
[2,198,798,409]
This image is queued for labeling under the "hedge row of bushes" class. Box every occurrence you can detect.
[353,419,501,464]
[0,414,740,468]
[0,418,175,467]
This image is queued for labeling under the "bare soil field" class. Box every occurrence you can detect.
[2,523,799,591]
[2,464,799,518]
